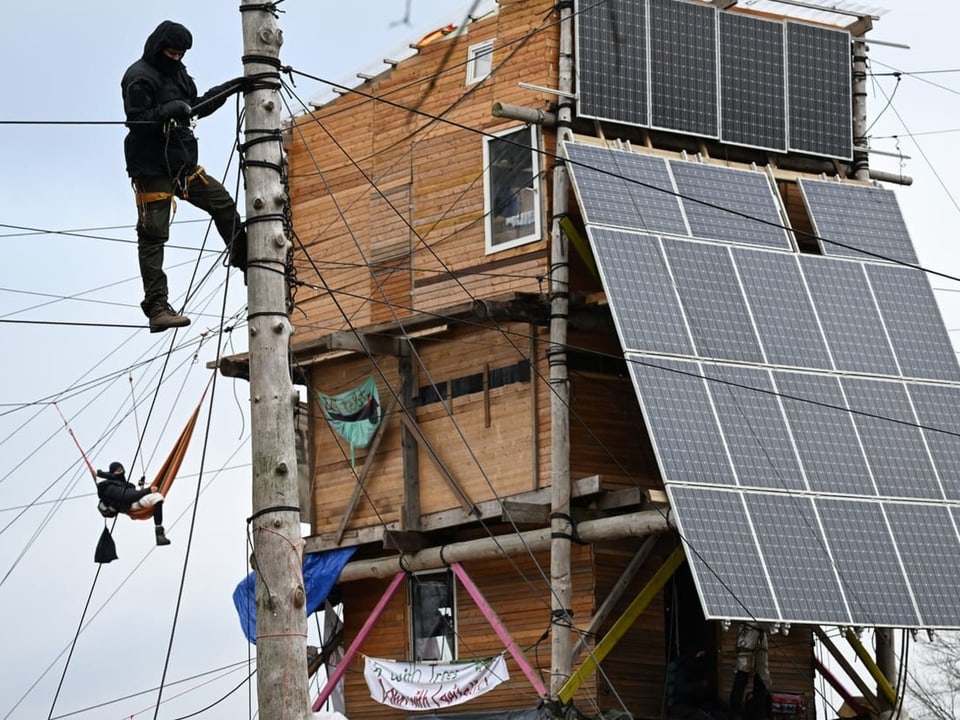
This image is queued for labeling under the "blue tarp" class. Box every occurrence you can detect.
[233,547,356,643]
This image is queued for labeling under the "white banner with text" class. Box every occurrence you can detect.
[363,654,509,710]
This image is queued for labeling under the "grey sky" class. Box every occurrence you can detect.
[0,1,957,718]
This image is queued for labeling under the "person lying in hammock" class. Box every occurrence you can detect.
[95,461,171,546]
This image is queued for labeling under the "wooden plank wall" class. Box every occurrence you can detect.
[286,0,559,348]
[567,329,662,492]
[339,545,595,720]
[309,322,550,537]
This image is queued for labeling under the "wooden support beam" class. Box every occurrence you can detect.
[326,330,401,357]
[333,395,398,544]
[383,530,426,553]
[400,344,421,531]
[399,411,478,516]
[813,627,882,710]
[501,501,550,526]
[557,544,685,703]
[569,535,660,665]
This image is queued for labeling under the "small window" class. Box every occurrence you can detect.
[466,39,494,84]
[410,570,456,661]
[483,125,542,253]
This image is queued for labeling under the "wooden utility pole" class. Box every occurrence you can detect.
[548,0,576,699]
[239,3,311,718]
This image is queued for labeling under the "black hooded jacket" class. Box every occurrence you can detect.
[121,21,237,180]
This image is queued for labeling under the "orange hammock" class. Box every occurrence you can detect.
[125,391,206,520]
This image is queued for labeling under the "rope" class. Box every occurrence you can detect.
[52,402,95,478]
[128,374,148,485]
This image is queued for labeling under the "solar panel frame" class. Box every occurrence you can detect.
[840,377,942,500]
[587,227,695,355]
[733,248,832,370]
[798,178,919,265]
[719,12,787,152]
[817,498,921,626]
[906,383,960,502]
[800,255,900,376]
[564,141,689,237]
[670,160,793,250]
[566,139,960,627]
[627,355,737,485]
[701,364,806,491]
[786,22,853,160]
[865,263,960,382]
[744,492,852,624]
[575,0,649,126]
[662,238,765,363]
[649,0,719,138]
[668,486,781,621]
[774,371,876,496]
[885,503,960,628]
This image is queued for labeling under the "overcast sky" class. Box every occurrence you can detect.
[1,1,958,718]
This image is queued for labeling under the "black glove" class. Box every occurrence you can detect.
[159,99,192,121]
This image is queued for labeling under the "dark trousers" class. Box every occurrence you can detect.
[134,170,244,315]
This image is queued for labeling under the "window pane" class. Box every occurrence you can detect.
[488,127,538,249]
[410,572,455,661]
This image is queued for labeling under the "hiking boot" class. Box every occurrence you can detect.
[155,526,171,546]
[147,302,190,333]
[228,229,248,272]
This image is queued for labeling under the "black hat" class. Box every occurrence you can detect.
[108,462,124,474]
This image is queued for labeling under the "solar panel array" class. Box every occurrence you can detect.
[576,0,852,160]
[564,139,960,628]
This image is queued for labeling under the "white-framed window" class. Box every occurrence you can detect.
[409,569,456,662]
[483,124,542,253]
[466,39,494,84]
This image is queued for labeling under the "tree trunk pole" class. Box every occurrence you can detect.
[239,4,311,718]
[549,0,575,700]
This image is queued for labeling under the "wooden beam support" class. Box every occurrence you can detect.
[813,627,882,710]
[400,343,421,531]
[557,544,685,703]
[399,411,478,516]
[569,536,660,665]
[326,330,401,357]
[501,500,550,526]
[333,395,398,544]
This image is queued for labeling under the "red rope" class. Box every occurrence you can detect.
[52,402,95,478]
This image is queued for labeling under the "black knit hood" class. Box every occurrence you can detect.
[143,21,193,72]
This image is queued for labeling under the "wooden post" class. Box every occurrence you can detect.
[239,4,311,718]
[548,0,575,699]
[851,37,870,181]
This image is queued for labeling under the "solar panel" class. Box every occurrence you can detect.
[906,384,960,502]
[627,356,736,485]
[668,486,779,621]
[565,138,960,627]
[865,264,960,382]
[733,248,832,369]
[564,142,688,236]
[799,179,918,265]
[701,365,805,491]
[587,227,694,355]
[817,499,920,626]
[840,377,942,499]
[885,504,960,628]
[575,0,648,126]
[786,22,852,159]
[662,239,764,363]
[719,12,787,152]
[670,161,792,249]
[649,0,718,137]
[800,256,900,376]
[744,493,851,624]
[774,371,874,496]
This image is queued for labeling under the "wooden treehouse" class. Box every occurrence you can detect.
[218,1,960,719]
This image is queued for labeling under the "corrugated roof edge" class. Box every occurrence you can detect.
[300,0,499,114]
